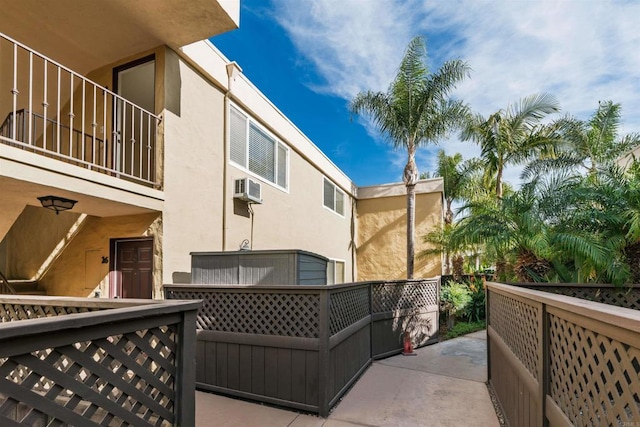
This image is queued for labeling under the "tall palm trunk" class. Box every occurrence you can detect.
[496,165,503,199]
[407,184,416,278]
[404,145,418,278]
[442,199,453,274]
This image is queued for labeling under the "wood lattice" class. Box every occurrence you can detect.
[489,292,539,379]
[0,325,177,426]
[525,286,640,310]
[167,290,320,338]
[371,280,438,314]
[0,303,102,322]
[548,313,640,426]
[329,287,370,335]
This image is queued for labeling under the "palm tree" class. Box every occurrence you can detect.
[537,167,631,285]
[427,150,480,273]
[434,150,481,225]
[523,101,640,180]
[350,36,470,278]
[462,94,561,199]
[457,166,634,285]
[455,184,552,282]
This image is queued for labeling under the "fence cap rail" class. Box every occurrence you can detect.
[0,295,160,308]
[506,281,640,289]
[163,278,440,292]
[0,297,201,340]
[486,281,640,333]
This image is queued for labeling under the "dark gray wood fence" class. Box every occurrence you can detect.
[164,279,439,417]
[486,282,640,426]
[0,295,200,426]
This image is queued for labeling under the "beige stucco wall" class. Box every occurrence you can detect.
[225,154,354,281]
[40,212,161,297]
[2,206,81,279]
[156,45,356,284]
[357,181,443,280]
[161,53,226,283]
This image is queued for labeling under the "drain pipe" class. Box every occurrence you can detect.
[222,62,242,251]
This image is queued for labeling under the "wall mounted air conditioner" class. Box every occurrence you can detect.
[234,178,263,204]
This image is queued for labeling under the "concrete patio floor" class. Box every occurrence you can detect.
[195,330,499,426]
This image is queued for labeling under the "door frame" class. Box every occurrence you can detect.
[112,54,156,175]
[109,237,154,298]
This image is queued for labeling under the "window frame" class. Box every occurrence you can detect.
[229,103,289,191]
[322,177,346,217]
[327,259,346,285]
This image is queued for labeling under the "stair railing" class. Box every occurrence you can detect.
[0,271,17,295]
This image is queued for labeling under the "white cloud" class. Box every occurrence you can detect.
[271,0,415,97]
[271,0,640,183]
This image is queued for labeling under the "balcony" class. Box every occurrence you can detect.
[0,1,240,76]
[0,32,160,188]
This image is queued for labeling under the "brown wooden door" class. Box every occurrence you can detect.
[114,239,153,299]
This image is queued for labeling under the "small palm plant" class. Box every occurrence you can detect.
[440,281,471,328]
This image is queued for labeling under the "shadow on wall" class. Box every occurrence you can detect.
[2,206,82,279]
[172,272,191,284]
[164,48,182,117]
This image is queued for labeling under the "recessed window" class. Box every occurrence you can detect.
[323,178,345,216]
[327,260,345,285]
[230,104,288,189]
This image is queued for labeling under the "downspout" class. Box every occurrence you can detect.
[222,62,242,251]
[441,183,446,276]
[351,193,356,282]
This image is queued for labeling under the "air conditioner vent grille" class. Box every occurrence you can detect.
[233,178,263,204]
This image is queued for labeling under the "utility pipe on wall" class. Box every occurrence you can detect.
[222,62,242,251]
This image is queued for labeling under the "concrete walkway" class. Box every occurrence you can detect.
[195,330,499,426]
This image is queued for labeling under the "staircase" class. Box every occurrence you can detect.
[7,279,46,296]
[0,272,46,296]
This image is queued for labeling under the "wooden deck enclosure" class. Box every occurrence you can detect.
[164,279,439,417]
[486,282,640,426]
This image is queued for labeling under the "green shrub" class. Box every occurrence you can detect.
[462,281,486,322]
[440,281,472,314]
[445,320,486,339]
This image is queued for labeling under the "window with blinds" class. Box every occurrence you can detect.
[229,104,288,189]
[323,178,345,216]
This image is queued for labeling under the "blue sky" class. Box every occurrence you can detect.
[212,0,640,187]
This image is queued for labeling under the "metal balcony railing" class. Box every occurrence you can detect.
[0,32,160,187]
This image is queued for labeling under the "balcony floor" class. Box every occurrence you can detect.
[196,330,500,426]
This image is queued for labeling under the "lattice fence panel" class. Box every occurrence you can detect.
[329,287,370,335]
[166,290,320,338]
[0,303,104,322]
[489,292,539,379]
[548,314,640,426]
[372,280,438,314]
[525,286,640,310]
[0,325,177,426]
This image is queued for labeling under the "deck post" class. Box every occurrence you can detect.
[318,288,330,417]
[175,307,198,427]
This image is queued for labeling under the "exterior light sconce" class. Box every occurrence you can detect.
[37,195,77,215]
[239,239,251,251]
